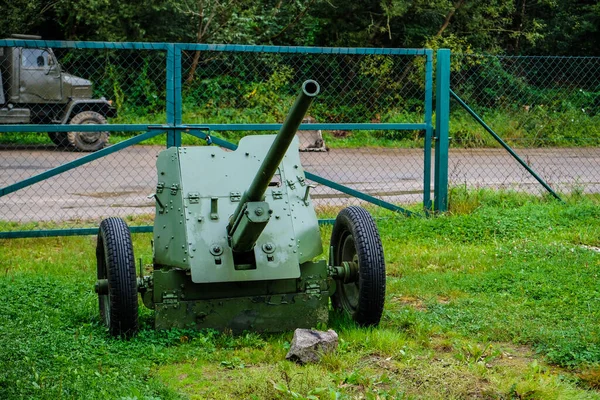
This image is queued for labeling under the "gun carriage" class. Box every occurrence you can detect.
[95,80,386,336]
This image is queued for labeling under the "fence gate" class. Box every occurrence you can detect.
[0,40,442,239]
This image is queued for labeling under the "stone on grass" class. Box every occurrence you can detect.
[285,328,338,364]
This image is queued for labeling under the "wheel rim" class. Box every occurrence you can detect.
[97,238,111,327]
[78,121,102,143]
[102,293,110,327]
[337,233,360,312]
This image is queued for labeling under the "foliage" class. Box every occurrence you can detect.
[1,0,600,56]
[3,1,599,154]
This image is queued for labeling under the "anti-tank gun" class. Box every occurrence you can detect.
[94,80,386,336]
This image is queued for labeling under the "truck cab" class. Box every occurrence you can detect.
[0,34,116,151]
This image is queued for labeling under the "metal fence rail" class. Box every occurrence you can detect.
[0,41,435,237]
[450,54,600,196]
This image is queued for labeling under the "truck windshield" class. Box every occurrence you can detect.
[21,48,51,69]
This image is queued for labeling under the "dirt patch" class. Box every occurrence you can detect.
[578,366,600,390]
[392,295,427,311]
[391,295,451,311]
[397,355,495,398]
[360,354,400,373]
[76,190,142,198]
[491,344,537,369]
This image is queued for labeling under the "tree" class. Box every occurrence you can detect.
[0,0,60,39]
[172,0,325,83]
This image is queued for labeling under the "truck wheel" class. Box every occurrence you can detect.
[48,132,70,148]
[68,111,109,152]
[330,206,386,326]
[96,217,138,337]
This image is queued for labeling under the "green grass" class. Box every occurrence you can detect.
[1,191,600,399]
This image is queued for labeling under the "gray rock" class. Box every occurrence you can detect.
[285,328,338,364]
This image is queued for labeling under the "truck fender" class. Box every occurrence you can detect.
[60,98,117,124]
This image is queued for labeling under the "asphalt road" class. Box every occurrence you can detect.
[1,145,599,222]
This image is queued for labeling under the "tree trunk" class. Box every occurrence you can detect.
[512,0,526,55]
[398,1,466,84]
[186,51,202,84]
[436,0,465,37]
[186,0,207,84]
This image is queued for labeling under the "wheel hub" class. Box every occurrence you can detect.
[331,259,359,283]
[79,130,102,143]
[95,279,109,295]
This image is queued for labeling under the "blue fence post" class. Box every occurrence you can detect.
[174,45,183,130]
[434,49,450,212]
[166,44,181,147]
[423,50,434,212]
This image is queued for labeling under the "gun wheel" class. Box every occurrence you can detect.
[96,217,138,337]
[330,206,386,326]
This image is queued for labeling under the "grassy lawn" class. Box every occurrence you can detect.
[1,191,599,399]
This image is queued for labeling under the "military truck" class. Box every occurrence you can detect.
[0,34,116,152]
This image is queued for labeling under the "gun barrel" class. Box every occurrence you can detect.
[246,80,320,202]
[228,80,320,239]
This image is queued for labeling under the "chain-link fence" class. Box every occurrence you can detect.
[450,54,600,196]
[178,47,433,218]
[0,42,168,235]
[0,41,434,236]
[4,44,598,236]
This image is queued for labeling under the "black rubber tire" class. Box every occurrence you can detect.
[47,132,70,148]
[96,217,138,337]
[68,111,109,152]
[330,206,386,326]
